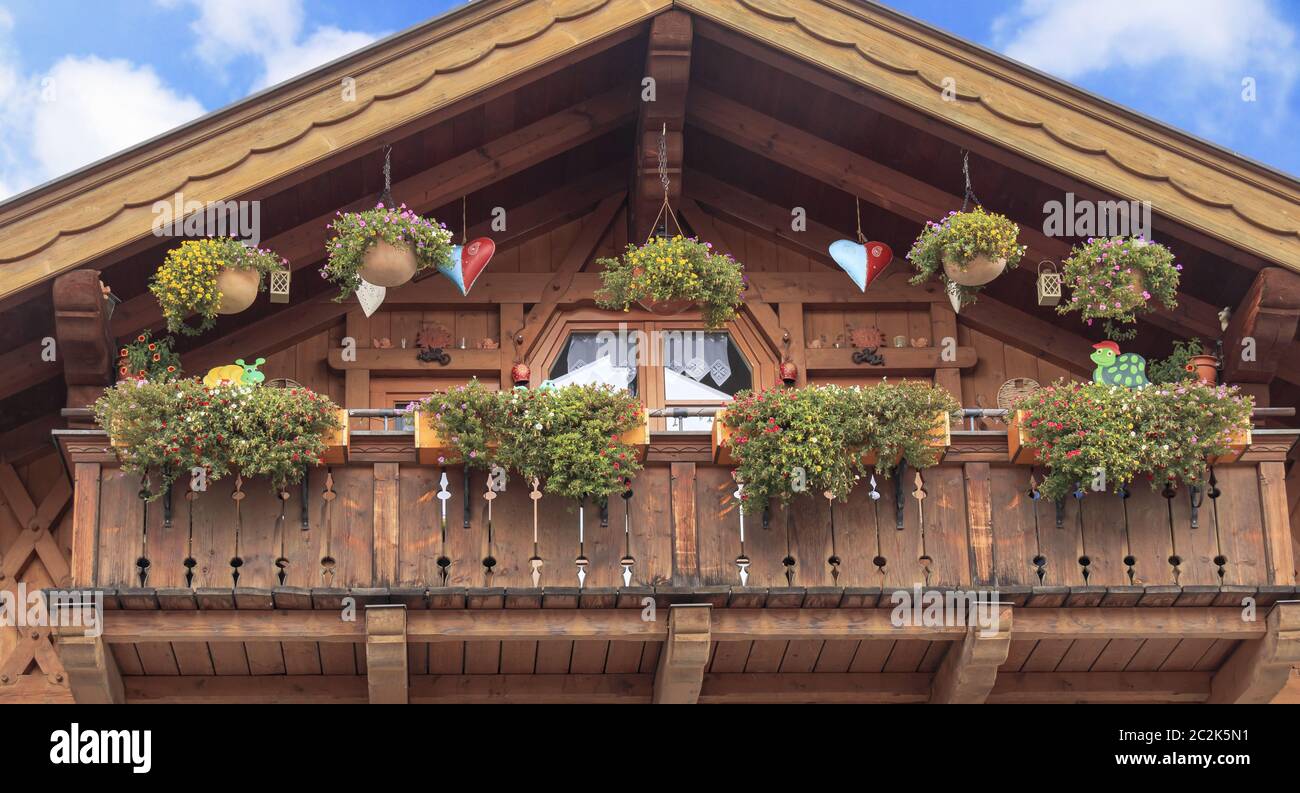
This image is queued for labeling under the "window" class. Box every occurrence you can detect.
[544,324,752,432]
[547,331,639,394]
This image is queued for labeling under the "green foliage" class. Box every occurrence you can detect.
[1013,379,1251,501]
[1057,236,1181,341]
[596,235,746,328]
[906,207,1026,306]
[94,379,342,499]
[322,202,454,300]
[150,237,286,336]
[1148,338,1205,385]
[412,381,645,502]
[116,330,182,383]
[722,381,959,513]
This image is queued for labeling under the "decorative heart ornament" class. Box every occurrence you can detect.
[355,277,386,317]
[828,240,893,292]
[946,281,963,315]
[442,237,495,296]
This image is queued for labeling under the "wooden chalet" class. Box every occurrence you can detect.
[1,0,1298,704]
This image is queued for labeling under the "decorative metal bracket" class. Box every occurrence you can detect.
[416,347,451,365]
[463,467,471,529]
[893,459,907,529]
[162,487,172,528]
[1054,497,1066,529]
[1189,484,1203,529]
[852,346,885,366]
[300,466,310,529]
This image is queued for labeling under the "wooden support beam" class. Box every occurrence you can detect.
[963,462,995,586]
[930,605,1012,703]
[989,672,1211,703]
[1208,601,1300,703]
[56,628,124,705]
[51,269,113,414]
[1222,267,1300,384]
[633,10,692,240]
[373,464,400,585]
[654,603,711,704]
[70,462,101,587]
[365,604,408,704]
[518,192,627,361]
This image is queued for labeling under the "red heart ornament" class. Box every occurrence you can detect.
[457,237,495,295]
[864,241,892,288]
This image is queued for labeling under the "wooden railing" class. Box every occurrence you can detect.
[54,418,1299,594]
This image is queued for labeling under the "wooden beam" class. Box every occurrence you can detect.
[373,464,400,586]
[1208,601,1300,703]
[51,270,113,414]
[963,463,995,586]
[669,463,700,585]
[365,604,408,704]
[56,629,124,705]
[654,603,711,704]
[1012,607,1267,641]
[930,606,1012,703]
[1259,462,1296,586]
[803,345,976,374]
[711,608,967,641]
[518,192,627,360]
[989,672,1210,703]
[1222,267,1300,384]
[633,10,692,240]
[70,462,101,587]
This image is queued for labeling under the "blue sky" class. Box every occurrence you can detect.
[1,0,1296,200]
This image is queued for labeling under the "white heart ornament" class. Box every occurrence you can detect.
[946,281,963,315]
[355,278,386,317]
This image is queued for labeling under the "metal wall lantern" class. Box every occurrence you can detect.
[269,269,292,304]
[1036,261,1061,307]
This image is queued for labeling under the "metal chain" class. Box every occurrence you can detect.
[658,123,670,197]
[960,149,981,211]
[383,145,392,192]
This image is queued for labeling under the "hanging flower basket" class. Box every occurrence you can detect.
[907,207,1025,307]
[596,235,745,329]
[1057,236,1181,341]
[322,202,454,300]
[150,237,287,336]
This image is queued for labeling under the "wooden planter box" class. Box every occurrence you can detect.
[1006,409,1039,464]
[415,409,648,464]
[1011,412,1252,466]
[1207,426,1251,465]
[715,410,950,467]
[621,409,650,462]
[319,408,350,465]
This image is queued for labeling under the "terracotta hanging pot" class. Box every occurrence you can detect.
[1187,353,1218,385]
[360,240,418,288]
[637,297,695,315]
[942,253,1006,286]
[214,266,261,315]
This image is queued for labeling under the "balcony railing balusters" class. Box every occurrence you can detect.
[1163,481,1181,584]
[824,490,840,583]
[619,480,634,587]
[733,480,749,587]
[482,479,498,585]
[136,483,151,587]
[1208,468,1226,581]
[1029,471,1046,583]
[437,470,452,586]
[183,487,197,587]
[320,472,337,585]
[575,497,589,589]
[230,476,245,586]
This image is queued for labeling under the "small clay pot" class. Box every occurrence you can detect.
[1187,353,1218,385]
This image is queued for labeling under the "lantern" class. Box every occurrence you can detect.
[1037,261,1061,307]
[269,269,291,304]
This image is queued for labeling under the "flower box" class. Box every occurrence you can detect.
[862,410,950,465]
[1006,410,1039,464]
[1207,426,1251,465]
[712,412,736,466]
[319,409,350,465]
[621,409,650,462]
[413,410,496,465]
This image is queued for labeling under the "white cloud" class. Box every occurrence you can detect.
[994,0,1296,79]
[257,25,379,89]
[992,0,1299,161]
[169,0,379,89]
[32,57,205,179]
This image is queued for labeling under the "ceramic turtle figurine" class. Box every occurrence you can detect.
[1090,341,1148,389]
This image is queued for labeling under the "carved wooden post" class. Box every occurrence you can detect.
[365,604,408,704]
[1208,601,1300,703]
[931,604,1012,703]
[52,270,114,424]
